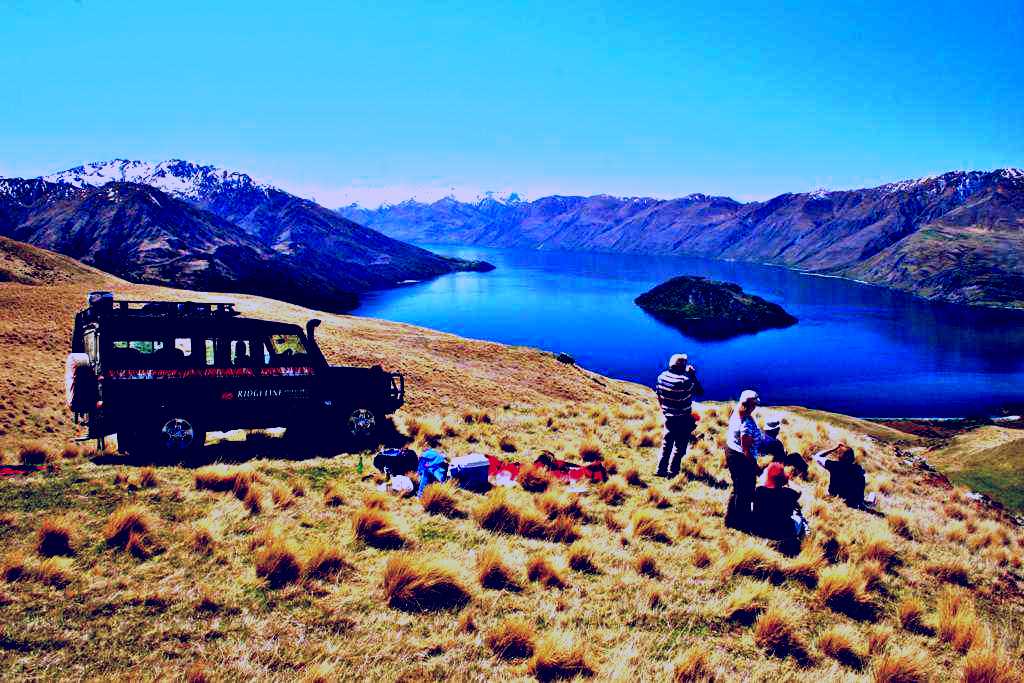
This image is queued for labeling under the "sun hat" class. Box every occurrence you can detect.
[764,462,787,488]
[764,418,782,432]
[669,353,688,371]
[739,389,760,406]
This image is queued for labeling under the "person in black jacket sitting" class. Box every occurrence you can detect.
[753,462,807,549]
[760,418,809,478]
[812,443,867,508]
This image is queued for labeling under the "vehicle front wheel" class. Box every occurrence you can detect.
[346,407,378,443]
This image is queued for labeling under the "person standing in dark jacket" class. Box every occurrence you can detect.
[655,354,704,478]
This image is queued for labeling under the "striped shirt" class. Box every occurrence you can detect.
[656,369,702,418]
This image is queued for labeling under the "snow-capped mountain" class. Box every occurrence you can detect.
[0,160,494,312]
[44,159,271,202]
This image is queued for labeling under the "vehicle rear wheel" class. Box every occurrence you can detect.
[155,415,205,459]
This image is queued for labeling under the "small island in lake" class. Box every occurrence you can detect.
[634,275,797,338]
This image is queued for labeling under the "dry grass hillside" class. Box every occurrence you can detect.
[1,241,1023,681]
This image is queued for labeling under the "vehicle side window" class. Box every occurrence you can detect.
[267,334,309,365]
[109,339,190,368]
[204,339,216,366]
[229,339,262,368]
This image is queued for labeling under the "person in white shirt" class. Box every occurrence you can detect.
[724,389,762,530]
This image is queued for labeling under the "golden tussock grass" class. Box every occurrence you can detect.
[860,558,885,591]
[896,596,929,633]
[926,557,972,586]
[536,491,588,521]
[185,662,211,683]
[242,485,263,515]
[676,513,703,539]
[672,645,714,682]
[381,553,471,612]
[753,604,808,661]
[567,544,600,574]
[871,645,933,683]
[476,545,523,591]
[485,617,536,660]
[631,510,673,544]
[136,466,157,488]
[526,555,567,589]
[646,487,672,509]
[255,537,302,588]
[637,433,657,448]
[35,556,75,587]
[634,550,661,578]
[190,523,215,555]
[597,478,627,506]
[17,442,50,465]
[103,504,156,552]
[193,464,257,492]
[361,490,391,510]
[866,625,893,655]
[719,540,779,582]
[816,563,877,620]
[352,507,408,550]
[498,434,518,453]
[270,481,295,509]
[816,623,865,668]
[691,545,713,568]
[544,514,581,544]
[623,467,647,488]
[36,516,75,557]
[961,642,1021,683]
[782,547,825,587]
[579,440,603,461]
[518,466,552,492]
[420,482,462,518]
[887,512,915,540]
[603,510,624,532]
[723,580,772,624]
[618,426,636,446]
[859,530,901,569]
[528,631,594,682]
[937,588,983,654]
[288,477,307,497]
[303,540,352,581]
[474,488,524,534]
[301,662,340,683]
[323,480,345,507]
[2,552,27,582]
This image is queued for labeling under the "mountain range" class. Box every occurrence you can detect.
[340,169,1024,308]
[0,160,491,312]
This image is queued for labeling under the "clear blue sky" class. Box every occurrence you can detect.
[2,0,1022,206]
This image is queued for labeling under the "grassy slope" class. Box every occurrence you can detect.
[927,427,1024,512]
[1,245,1023,681]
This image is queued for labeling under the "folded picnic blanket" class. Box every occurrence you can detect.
[0,464,44,477]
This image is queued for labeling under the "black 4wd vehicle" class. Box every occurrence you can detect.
[66,292,404,457]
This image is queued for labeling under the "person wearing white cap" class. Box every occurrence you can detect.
[761,417,809,478]
[655,353,704,478]
[724,389,762,530]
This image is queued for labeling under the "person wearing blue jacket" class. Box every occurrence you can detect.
[416,448,449,497]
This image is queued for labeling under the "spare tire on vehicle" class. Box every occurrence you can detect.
[65,353,97,413]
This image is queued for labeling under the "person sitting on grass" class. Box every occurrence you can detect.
[812,443,868,508]
[752,462,808,550]
[760,418,809,478]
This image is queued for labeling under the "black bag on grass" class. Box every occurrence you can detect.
[373,448,418,475]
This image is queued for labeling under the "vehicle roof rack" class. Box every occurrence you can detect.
[86,295,240,319]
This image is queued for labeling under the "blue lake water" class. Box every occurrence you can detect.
[353,245,1024,418]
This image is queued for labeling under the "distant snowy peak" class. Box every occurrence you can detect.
[474,190,524,205]
[43,159,273,201]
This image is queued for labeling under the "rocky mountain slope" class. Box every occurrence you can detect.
[0,161,491,313]
[341,169,1024,307]
[1,239,1022,681]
